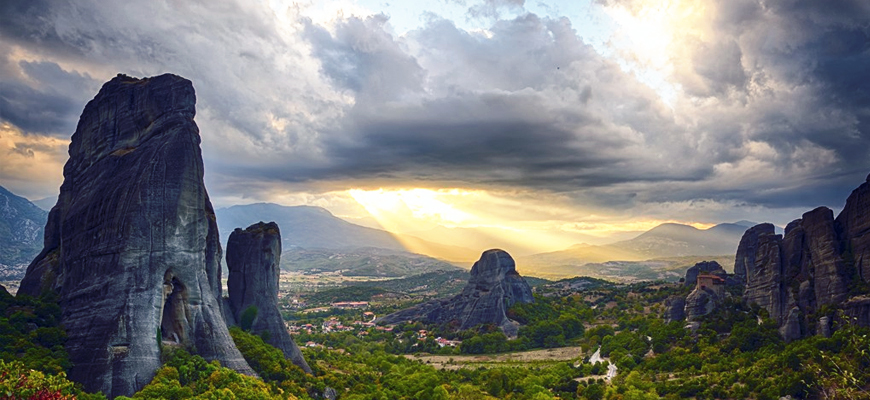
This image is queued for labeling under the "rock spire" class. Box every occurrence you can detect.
[226,221,311,373]
[19,74,253,397]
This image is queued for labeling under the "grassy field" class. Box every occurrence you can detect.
[405,346,584,370]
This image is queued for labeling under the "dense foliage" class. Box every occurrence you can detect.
[0,360,78,400]
[116,350,289,400]
[4,275,870,399]
[0,289,104,399]
[0,289,70,374]
[306,286,388,305]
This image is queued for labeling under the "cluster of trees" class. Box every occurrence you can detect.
[0,289,70,374]
[117,350,286,400]
[305,286,388,305]
[0,360,83,400]
[0,289,104,399]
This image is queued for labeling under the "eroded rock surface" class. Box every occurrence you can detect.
[685,287,720,321]
[18,74,253,397]
[378,249,533,336]
[226,221,311,373]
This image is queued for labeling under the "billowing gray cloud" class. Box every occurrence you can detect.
[280,13,704,192]
[0,0,868,224]
[0,61,99,135]
[302,14,424,102]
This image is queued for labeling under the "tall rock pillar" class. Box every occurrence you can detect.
[18,74,253,397]
[226,222,311,373]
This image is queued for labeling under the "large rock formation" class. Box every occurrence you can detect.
[18,74,253,397]
[226,221,311,373]
[683,261,729,320]
[378,249,533,336]
[666,261,730,322]
[685,284,723,321]
[736,174,870,340]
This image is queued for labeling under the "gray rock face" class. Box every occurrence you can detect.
[734,224,776,284]
[226,222,311,373]
[669,261,730,322]
[779,307,803,343]
[378,249,533,336]
[664,295,686,322]
[736,174,870,338]
[685,287,720,321]
[741,224,788,325]
[18,74,253,397]
[819,316,832,338]
[844,297,870,327]
[836,174,870,284]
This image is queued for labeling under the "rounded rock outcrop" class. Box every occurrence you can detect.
[378,249,534,336]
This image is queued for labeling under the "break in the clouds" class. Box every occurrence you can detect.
[0,0,868,225]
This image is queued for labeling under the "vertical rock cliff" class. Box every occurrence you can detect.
[226,221,311,373]
[18,74,253,397]
[378,249,534,337]
[736,174,870,340]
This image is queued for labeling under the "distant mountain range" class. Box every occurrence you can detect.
[0,191,779,281]
[215,203,479,259]
[214,203,479,275]
[0,186,48,279]
[281,247,460,277]
[519,221,760,278]
[610,221,755,257]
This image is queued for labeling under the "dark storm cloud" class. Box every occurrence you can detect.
[287,13,712,191]
[0,0,345,151]
[0,61,98,136]
[325,120,615,187]
[0,80,77,135]
[2,0,869,220]
[0,0,89,58]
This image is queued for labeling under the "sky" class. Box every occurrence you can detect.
[1,0,869,253]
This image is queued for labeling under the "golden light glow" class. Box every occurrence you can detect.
[0,123,68,199]
[349,188,472,226]
[345,187,718,262]
[561,219,715,236]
